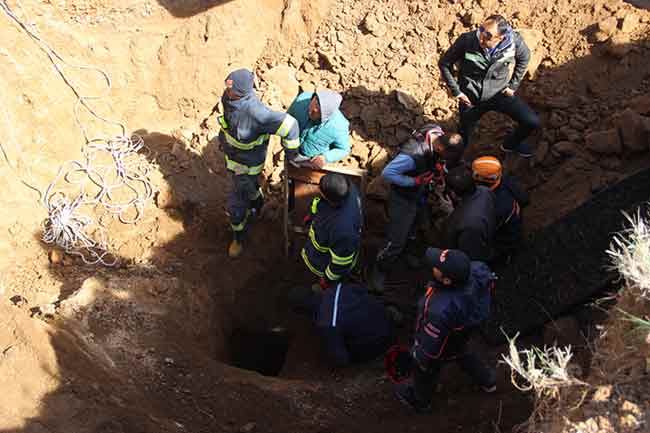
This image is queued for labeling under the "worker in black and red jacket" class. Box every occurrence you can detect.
[394,248,497,413]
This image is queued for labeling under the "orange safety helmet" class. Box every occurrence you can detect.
[471,156,502,190]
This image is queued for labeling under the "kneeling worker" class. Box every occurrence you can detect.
[287,90,351,168]
[288,282,396,366]
[394,248,496,412]
[302,173,362,289]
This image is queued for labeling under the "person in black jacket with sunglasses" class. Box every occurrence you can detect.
[439,14,541,158]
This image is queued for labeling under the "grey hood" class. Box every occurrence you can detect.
[225,68,255,97]
[315,90,342,123]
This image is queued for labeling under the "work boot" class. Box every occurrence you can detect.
[394,383,431,413]
[228,233,243,258]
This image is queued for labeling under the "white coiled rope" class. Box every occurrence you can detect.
[2,0,155,266]
[41,135,155,265]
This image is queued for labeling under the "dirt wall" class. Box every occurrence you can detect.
[0,0,331,273]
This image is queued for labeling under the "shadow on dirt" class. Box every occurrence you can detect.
[3,27,650,433]
[625,0,650,10]
[156,0,234,18]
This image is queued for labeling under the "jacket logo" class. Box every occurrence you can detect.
[440,249,449,262]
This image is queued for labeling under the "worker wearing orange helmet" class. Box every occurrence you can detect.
[471,156,529,259]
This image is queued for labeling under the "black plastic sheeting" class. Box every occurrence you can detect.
[483,167,650,344]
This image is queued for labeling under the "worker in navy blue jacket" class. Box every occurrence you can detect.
[443,166,496,262]
[288,282,396,366]
[217,68,300,258]
[394,248,497,412]
[472,156,529,258]
[302,173,362,289]
[368,125,464,293]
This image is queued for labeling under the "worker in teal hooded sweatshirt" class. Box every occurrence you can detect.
[287,90,351,168]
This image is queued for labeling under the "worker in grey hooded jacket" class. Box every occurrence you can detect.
[217,68,300,258]
[287,90,350,168]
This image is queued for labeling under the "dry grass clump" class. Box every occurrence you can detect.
[607,207,650,301]
[503,204,650,433]
[501,333,588,431]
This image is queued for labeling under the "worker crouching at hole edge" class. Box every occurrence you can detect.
[217,68,301,258]
[394,248,497,413]
[302,173,362,290]
[471,156,530,262]
[288,281,397,366]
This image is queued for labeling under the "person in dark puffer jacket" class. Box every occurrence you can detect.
[439,14,541,158]
[368,125,464,293]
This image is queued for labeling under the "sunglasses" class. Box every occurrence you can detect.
[479,25,498,41]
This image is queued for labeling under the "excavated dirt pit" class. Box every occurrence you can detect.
[2,0,650,432]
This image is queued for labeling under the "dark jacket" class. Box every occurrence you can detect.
[444,186,496,262]
[388,138,438,199]
[494,176,529,229]
[411,262,495,365]
[302,184,362,282]
[439,30,530,104]
[316,283,394,366]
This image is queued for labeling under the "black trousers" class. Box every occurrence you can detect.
[459,93,540,150]
[413,331,495,406]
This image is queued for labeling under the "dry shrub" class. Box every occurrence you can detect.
[504,204,650,432]
[501,333,588,432]
[607,206,650,301]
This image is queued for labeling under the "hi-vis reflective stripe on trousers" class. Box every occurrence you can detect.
[225,155,264,175]
[231,209,250,232]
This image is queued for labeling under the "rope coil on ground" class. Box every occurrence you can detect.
[41,135,155,265]
[1,0,155,266]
